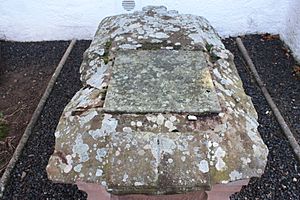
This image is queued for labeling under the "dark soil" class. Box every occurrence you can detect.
[1,35,300,199]
[0,41,69,174]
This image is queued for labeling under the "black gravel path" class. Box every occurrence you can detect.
[0,41,70,73]
[233,35,299,141]
[224,36,300,200]
[2,36,300,199]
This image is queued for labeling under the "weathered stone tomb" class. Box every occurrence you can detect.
[47,6,269,196]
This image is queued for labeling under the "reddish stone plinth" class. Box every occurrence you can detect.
[77,179,249,200]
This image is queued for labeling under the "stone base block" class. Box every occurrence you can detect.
[76,179,249,200]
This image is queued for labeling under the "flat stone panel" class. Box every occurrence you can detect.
[104,50,221,114]
[107,132,159,192]
[106,131,210,195]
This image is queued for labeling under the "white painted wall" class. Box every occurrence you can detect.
[0,0,299,60]
[280,0,300,61]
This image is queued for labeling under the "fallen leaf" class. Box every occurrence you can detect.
[262,34,280,41]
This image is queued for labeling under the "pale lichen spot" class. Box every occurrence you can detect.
[187,135,194,140]
[138,149,145,156]
[94,48,105,56]
[252,144,265,159]
[214,146,227,171]
[164,120,176,131]
[215,158,226,171]
[96,148,108,162]
[164,120,173,128]
[130,121,136,126]
[123,127,132,133]
[72,135,89,162]
[96,169,103,176]
[146,114,157,123]
[181,156,186,162]
[212,142,219,147]
[221,180,229,184]
[150,32,169,39]
[157,114,165,125]
[215,147,226,158]
[54,131,60,138]
[207,141,212,148]
[136,121,143,127]
[218,112,225,117]
[229,170,243,181]
[74,164,82,173]
[198,160,209,173]
[241,157,251,165]
[131,140,138,146]
[169,116,177,122]
[63,155,73,173]
[134,182,144,186]
[122,173,129,182]
[88,114,118,139]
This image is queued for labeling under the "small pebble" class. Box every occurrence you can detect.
[21,171,26,179]
[187,115,197,121]
[293,177,297,182]
[136,121,143,127]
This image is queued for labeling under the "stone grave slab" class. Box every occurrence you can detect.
[47,6,269,198]
[104,50,221,115]
[104,50,221,114]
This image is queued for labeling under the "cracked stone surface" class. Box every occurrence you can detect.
[47,6,269,195]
